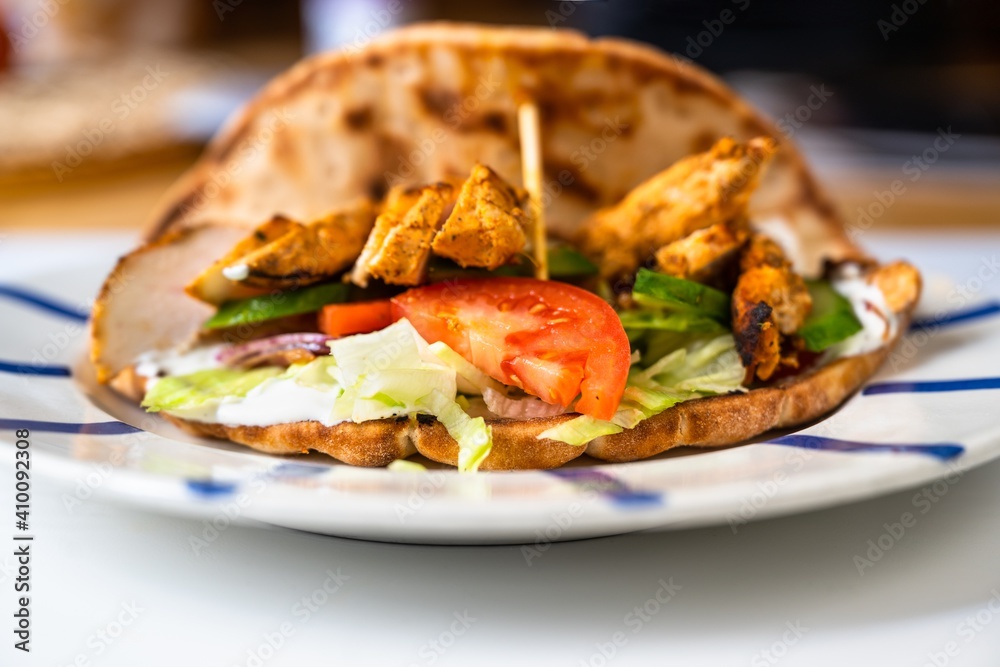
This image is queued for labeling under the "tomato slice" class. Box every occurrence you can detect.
[390,278,630,420]
[318,300,394,337]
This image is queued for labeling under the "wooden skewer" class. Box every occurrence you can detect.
[517,102,548,280]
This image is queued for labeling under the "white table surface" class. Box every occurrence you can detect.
[2,230,1000,667]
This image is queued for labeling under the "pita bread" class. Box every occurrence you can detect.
[90,23,919,470]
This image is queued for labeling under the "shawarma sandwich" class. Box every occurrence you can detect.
[90,23,920,471]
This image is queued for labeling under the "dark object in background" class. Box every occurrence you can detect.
[566,0,1000,135]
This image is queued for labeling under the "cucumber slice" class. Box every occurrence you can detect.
[618,310,725,333]
[205,282,348,329]
[632,268,731,322]
[546,246,598,277]
[798,280,864,351]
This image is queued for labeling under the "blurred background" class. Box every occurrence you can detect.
[1,0,998,231]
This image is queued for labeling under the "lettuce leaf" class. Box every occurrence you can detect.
[538,415,623,446]
[540,334,745,445]
[417,390,493,472]
[326,320,492,471]
[142,367,282,412]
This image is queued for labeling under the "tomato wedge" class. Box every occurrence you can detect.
[390,278,630,420]
[318,300,394,337]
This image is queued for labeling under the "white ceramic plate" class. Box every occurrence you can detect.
[3,242,1000,544]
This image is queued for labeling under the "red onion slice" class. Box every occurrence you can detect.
[482,387,568,419]
[217,333,333,369]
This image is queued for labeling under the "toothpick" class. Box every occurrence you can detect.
[518,102,548,280]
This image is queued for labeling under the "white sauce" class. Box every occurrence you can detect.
[208,376,344,427]
[135,344,225,378]
[222,264,249,281]
[826,265,899,359]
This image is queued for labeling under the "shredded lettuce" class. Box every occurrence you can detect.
[282,356,340,391]
[387,459,428,473]
[326,320,493,471]
[142,367,282,412]
[540,333,745,445]
[417,390,492,471]
[428,341,506,395]
[538,415,623,446]
[144,320,494,472]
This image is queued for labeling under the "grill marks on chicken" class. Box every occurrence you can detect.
[655,218,748,286]
[732,233,813,381]
[355,183,455,286]
[240,204,376,289]
[431,163,529,270]
[579,136,777,278]
[188,164,531,300]
[185,207,374,305]
[352,163,529,286]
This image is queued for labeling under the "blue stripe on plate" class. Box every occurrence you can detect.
[0,360,72,376]
[863,377,1000,396]
[0,284,88,322]
[547,469,662,507]
[0,419,142,435]
[910,300,1000,331]
[769,434,963,461]
[185,479,238,497]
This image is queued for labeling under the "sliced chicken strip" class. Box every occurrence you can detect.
[579,136,777,278]
[238,201,375,290]
[354,183,456,286]
[732,232,812,381]
[186,217,297,305]
[655,218,748,285]
[431,163,528,270]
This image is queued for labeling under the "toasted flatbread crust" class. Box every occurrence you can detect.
[160,263,918,469]
[165,415,417,468]
[92,23,920,470]
[146,23,859,277]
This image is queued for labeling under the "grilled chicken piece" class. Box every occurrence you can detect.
[431,163,528,270]
[238,203,375,290]
[185,203,375,304]
[655,219,748,285]
[186,217,298,304]
[871,261,921,313]
[352,183,455,286]
[579,137,777,278]
[732,233,812,381]
[94,225,248,383]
